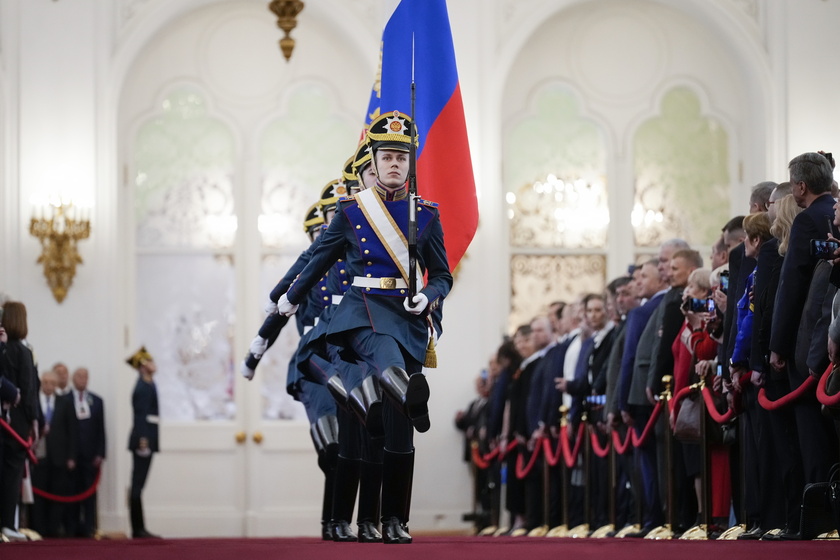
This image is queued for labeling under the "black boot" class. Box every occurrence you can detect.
[357,460,383,543]
[349,377,384,438]
[381,450,415,544]
[130,498,161,539]
[331,457,360,542]
[327,375,351,411]
[319,444,338,541]
[380,367,430,433]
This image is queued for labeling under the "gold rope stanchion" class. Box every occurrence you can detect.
[680,378,709,540]
[567,410,590,538]
[590,409,615,538]
[613,420,641,537]
[546,406,570,537]
[645,375,674,540]
[527,436,551,537]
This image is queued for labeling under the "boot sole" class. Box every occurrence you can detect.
[405,375,430,432]
[366,400,385,438]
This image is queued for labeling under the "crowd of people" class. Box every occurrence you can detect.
[456,151,840,540]
[0,296,159,542]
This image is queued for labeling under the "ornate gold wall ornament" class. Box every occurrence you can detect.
[29,200,91,303]
[268,0,304,61]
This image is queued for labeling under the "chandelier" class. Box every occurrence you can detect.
[29,197,91,303]
[268,1,304,61]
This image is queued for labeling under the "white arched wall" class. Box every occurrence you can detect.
[496,0,779,198]
[500,0,773,284]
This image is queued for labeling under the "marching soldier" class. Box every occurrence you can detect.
[275,110,453,544]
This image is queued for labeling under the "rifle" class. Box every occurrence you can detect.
[407,46,418,305]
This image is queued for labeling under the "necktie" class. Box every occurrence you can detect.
[45,398,53,424]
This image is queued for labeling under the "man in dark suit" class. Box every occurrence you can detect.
[769,152,839,523]
[69,367,105,538]
[31,369,77,537]
[617,259,668,536]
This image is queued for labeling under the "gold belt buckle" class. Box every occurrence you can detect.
[379,277,396,289]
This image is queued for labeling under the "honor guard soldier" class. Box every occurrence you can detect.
[274,110,453,544]
[285,200,342,541]
[126,346,161,539]
[239,202,326,380]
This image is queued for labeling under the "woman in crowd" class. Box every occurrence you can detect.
[670,268,730,535]
[0,301,39,541]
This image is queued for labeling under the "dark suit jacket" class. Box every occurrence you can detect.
[486,368,511,440]
[796,259,836,380]
[1,340,39,437]
[771,193,837,359]
[647,288,686,395]
[605,320,627,419]
[750,238,783,373]
[539,335,576,428]
[45,393,78,468]
[617,292,665,412]
[74,391,106,462]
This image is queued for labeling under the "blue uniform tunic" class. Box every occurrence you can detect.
[286,194,452,368]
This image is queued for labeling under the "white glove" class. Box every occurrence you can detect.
[264,299,278,316]
[403,293,429,315]
[249,336,268,359]
[277,293,299,316]
[241,361,256,381]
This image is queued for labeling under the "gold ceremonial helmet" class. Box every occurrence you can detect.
[126,346,154,370]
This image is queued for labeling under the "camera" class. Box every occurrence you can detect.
[810,239,839,259]
[683,297,707,313]
[718,270,729,294]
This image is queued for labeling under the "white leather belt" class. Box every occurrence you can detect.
[352,277,408,290]
[332,295,344,305]
[146,415,159,424]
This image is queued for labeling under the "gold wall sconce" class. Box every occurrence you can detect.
[29,198,91,303]
[268,0,304,61]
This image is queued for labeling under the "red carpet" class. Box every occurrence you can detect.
[1,536,838,560]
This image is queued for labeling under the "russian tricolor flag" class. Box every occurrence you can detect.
[378,0,479,272]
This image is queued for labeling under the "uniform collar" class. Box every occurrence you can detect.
[374,182,408,201]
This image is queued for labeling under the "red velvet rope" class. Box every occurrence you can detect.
[611,429,632,455]
[560,422,586,468]
[471,445,492,470]
[0,418,38,464]
[670,386,695,414]
[758,375,817,411]
[515,437,544,479]
[631,400,664,447]
[817,365,840,407]
[701,386,736,423]
[33,468,101,503]
[497,440,518,461]
[542,437,563,467]
[590,428,610,458]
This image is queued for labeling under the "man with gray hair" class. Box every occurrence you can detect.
[768,152,838,538]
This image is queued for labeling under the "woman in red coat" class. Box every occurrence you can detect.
[670,269,731,534]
